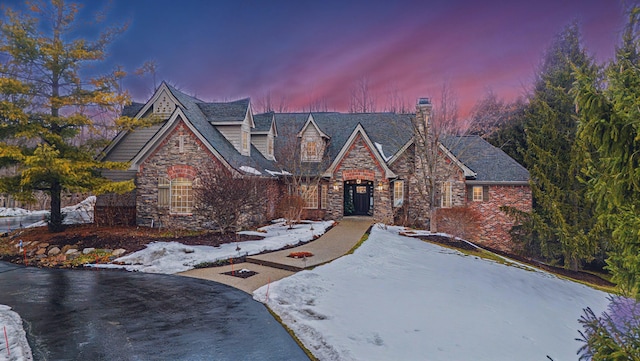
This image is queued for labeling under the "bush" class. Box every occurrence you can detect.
[577,296,640,360]
[434,207,481,242]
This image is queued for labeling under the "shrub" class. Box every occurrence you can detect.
[577,295,640,360]
[434,207,481,243]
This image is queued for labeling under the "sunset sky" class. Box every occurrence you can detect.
[3,0,628,117]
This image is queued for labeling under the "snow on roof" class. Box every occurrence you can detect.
[239,166,262,175]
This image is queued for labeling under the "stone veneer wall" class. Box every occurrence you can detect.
[327,134,392,221]
[136,119,272,231]
[466,184,532,252]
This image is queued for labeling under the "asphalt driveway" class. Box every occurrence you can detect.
[0,262,308,361]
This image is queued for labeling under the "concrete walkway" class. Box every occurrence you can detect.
[179,217,373,293]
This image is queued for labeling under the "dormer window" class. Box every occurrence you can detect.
[242,130,250,153]
[267,136,274,158]
[302,137,322,162]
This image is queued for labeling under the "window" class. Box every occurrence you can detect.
[171,177,193,214]
[267,136,274,158]
[441,181,452,208]
[394,180,404,207]
[242,130,249,151]
[158,177,170,206]
[302,137,321,161]
[301,184,318,209]
[472,186,483,202]
[321,184,328,209]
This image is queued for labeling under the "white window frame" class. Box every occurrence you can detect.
[242,130,249,152]
[441,181,452,208]
[321,184,328,209]
[393,180,404,207]
[301,184,319,209]
[170,177,193,214]
[472,186,483,202]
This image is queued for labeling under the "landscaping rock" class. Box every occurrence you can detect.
[36,248,46,255]
[65,249,78,255]
[112,249,126,257]
[82,248,95,255]
[48,247,61,256]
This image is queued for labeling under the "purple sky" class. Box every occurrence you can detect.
[3,0,627,117]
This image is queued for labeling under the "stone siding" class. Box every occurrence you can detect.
[328,134,392,221]
[136,118,270,231]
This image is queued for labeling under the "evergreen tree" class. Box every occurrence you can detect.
[573,7,640,297]
[523,22,600,270]
[0,1,135,232]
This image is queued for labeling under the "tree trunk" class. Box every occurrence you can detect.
[48,180,65,232]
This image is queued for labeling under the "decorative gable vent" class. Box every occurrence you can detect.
[153,92,176,118]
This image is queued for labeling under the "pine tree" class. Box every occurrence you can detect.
[573,7,640,297]
[523,22,600,270]
[0,1,135,232]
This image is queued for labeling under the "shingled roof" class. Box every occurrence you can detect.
[441,135,529,183]
[197,98,250,122]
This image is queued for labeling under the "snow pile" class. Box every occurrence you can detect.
[253,225,610,361]
[25,196,95,228]
[0,305,33,361]
[97,220,334,274]
[0,208,30,217]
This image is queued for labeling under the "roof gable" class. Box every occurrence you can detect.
[298,114,329,139]
[323,123,396,178]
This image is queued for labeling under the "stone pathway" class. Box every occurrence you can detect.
[179,217,373,293]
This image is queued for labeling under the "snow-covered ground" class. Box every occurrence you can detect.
[94,220,334,274]
[22,196,95,228]
[253,225,610,361]
[0,305,33,361]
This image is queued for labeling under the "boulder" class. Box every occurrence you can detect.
[65,249,78,255]
[112,249,127,257]
[82,248,95,255]
[36,248,46,255]
[48,247,61,256]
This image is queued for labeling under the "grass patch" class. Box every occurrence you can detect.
[345,225,372,255]
[65,249,113,267]
[265,306,318,361]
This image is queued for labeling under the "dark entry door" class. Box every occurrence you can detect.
[344,180,373,216]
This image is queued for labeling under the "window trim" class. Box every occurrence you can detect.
[441,181,452,208]
[170,177,194,215]
[321,184,328,209]
[301,184,319,209]
[472,186,483,202]
[393,180,404,207]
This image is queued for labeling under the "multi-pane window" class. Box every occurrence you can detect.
[171,177,193,214]
[394,180,404,207]
[242,130,249,151]
[267,136,274,158]
[321,184,328,209]
[441,181,452,208]
[301,184,318,209]
[158,177,170,206]
[178,135,185,153]
[472,186,483,202]
[302,137,322,161]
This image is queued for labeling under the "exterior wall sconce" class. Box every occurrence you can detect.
[356,179,361,184]
[377,181,384,191]
[333,181,340,191]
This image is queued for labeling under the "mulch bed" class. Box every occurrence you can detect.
[222,269,259,278]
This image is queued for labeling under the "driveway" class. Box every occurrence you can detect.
[0,262,309,360]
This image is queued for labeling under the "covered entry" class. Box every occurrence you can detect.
[344,180,373,216]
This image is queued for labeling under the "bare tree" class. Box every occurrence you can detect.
[384,82,409,114]
[135,60,158,92]
[349,76,376,113]
[193,164,266,233]
[274,122,331,226]
[409,82,472,231]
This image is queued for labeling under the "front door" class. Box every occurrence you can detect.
[344,180,373,216]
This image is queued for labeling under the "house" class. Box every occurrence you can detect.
[98,82,531,251]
